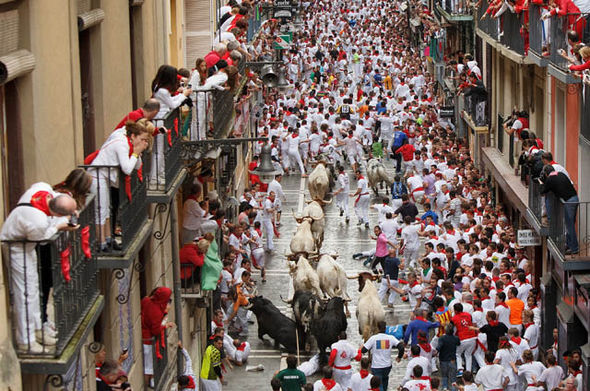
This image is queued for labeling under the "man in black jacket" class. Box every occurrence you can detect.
[540,165,579,254]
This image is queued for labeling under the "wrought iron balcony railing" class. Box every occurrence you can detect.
[152,329,170,390]
[547,195,590,261]
[81,164,149,255]
[146,108,185,193]
[2,195,100,357]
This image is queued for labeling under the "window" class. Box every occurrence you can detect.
[0,82,24,213]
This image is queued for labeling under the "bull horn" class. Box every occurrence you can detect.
[319,198,332,205]
[280,295,292,304]
[311,212,325,221]
[346,274,359,279]
[305,199,313,204]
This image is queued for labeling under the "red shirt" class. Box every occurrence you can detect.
[205,51,222,68]
[451,312,477,340]
[115,108,145,130]
[179,244,205,279]
[396,144,416,162]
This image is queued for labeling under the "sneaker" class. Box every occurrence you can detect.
[345,217,350,224]
[18,341,45,354]
[352,253,363,259]
[457,370,463,377]
[43,322,57,338]
[365,222,370,229]
[356,221,362,226]
[35,330,57,346]
[339,208,344,216]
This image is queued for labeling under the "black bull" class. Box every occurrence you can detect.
[249,296,304,353]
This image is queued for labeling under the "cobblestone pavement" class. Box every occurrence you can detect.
[223,160,418,390]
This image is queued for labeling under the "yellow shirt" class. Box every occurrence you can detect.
[200,344,221,380]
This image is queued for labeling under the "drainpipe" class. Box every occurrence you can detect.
[170,198,184,377]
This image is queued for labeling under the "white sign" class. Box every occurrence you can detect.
[517,229,541,246]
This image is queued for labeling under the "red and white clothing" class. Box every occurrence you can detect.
[329,339,360,390]
[350,369,373,391]
[452,311,477,372]
[517,361,546,391]
[475,363,508,390]
[313,378,342,391]
[404,379,432,391]
[354,176,370,224]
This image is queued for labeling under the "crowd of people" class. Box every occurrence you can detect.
[1,0,585,387]
[180,0,588,389]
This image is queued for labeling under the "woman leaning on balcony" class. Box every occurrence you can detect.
[89,119,152,251]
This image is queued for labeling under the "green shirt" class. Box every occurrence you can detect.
[372,142,383,158]
[276,368,306,391]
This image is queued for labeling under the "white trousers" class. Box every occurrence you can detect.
[404,246,420,269]
[456,337,476,371]
[333,368,353,390]
[150,133,165,185]
[234,341,251,363]
[252,247,265,268]
[354,195,370,223]
[336,192,350,218]
[262,219,274,250]
[200,378,222,391]
[378,279,399,305]
[11,250,41,345]
[288,150,306,174]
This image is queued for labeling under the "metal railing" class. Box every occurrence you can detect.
[2,195,99,356]
[463,94,488,126]
[528,178,545,223]
[148,108,184,191]
[547,13,590,69]
[528,4,547,57]
[247,5,264,42]
[500,11,526,55]
[188,89,235,141]
[477,0,499,40]
[82,164,149,254]
[548,195,590,259]
[152,329,169,390]
[440,0,471,15]
[180,263,202,296]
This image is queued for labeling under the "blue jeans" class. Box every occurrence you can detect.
[564,195,579,253]
[440,360,457,391]
[371,366,391,391]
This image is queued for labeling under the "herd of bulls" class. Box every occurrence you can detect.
[247,159,391,364]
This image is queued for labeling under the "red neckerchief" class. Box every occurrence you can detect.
[489,320,499,327]
[474,308,483,312]
[572,370,582,376]
[321,378,337,390]
[447,229,455,235]
[524,322,534,330]
[29,191,53,216]
[358,175,364,180]
[255,228,262,236]
[125,136,143,201]
[360,369,370,379]
[419,342,432,353]
[291,133,298,138]
[214,319,223,328]
[511,336,522,345]
[187,195,199,203]
[528,305,537,309]
[480,296,491,301]
[410,281,419,287]
[415,316,427,322]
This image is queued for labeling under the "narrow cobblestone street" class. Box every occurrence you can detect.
[223,160,416,390]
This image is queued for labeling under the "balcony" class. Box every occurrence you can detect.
[435,0,474,22]
[146,108,187,203]
[461,93,488,132]
[150,329,177,390]
[180,263,204,298]
[1,195,104,375]
[546,12,589,83]
[525,179,553,235]
[477,0,530,62]
[528,4,550,66]
[81,164,153,268]
[546,196,590,269]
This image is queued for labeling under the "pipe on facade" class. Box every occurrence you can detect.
[170,198,184,377]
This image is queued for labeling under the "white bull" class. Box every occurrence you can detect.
[316,254,351,317]
[367,158,393,196]
[298,200,327,250]
[289,217,317,255]
[288,256,323,298]
[308,162,330,202]
[349,272,385,341]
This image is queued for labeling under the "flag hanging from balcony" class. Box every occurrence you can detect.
[201,240,223,290]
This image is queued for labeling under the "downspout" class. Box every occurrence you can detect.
[170,198,184,376]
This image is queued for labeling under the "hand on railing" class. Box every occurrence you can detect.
[57,222,80,232]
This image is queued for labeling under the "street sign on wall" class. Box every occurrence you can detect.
[273,33,292,49]
[517,229,541,246]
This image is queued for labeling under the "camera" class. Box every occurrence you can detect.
[68,214,78,227]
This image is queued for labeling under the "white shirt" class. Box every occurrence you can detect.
[261,198,274,221]
[538,365,564,391]
[402,224,420,250]
[182,199,206,231]
[403,356,431,385]
[373,204,395,224]
[153,87,187,118]
[495,348,520,385]
[330,339,358,368]
[475,364,508,390]
[518,361,546,390]
[357,177,369,195]
[349,372,373,391]
[267,180,286,202]
[313,380,342,391]
[404,379,432,391]
[91,128,141,185]
[363,333,400,368]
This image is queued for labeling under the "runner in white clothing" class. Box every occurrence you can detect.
[329,332,360,390]
[261,192,276,251]
[333,165,351,223]
[350,170,371,228]
[475,351,510,391]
